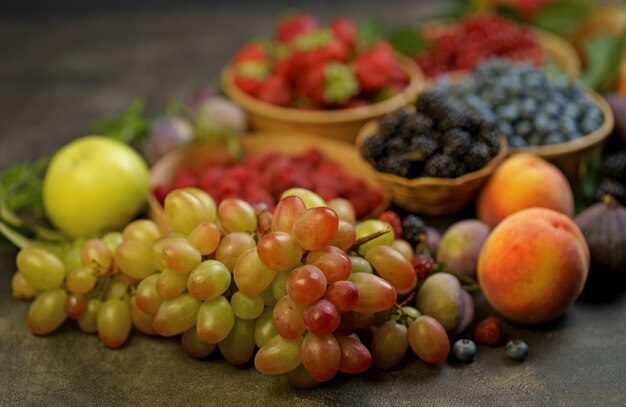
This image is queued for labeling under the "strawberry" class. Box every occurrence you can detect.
[330,17,357,50]
[233,43,268,65]
[276,13,319,44]
[233,61,271,97]
[473,317,503,346]
[298,62,359,106]
[257,75,292,107]
[291,29,349,77]
[353,41,397,93]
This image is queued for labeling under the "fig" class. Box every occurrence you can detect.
[415,273,467,334]
[436,220,490,278]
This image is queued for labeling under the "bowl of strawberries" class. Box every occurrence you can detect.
[221,13,424,143]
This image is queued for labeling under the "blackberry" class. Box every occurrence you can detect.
[438,110,475,133]
[402,215,426,247]
[477,129,501,155]
[387,136,408,156]
[422,153,457,178]
[375,156,410,177]
[602,151,626,181]
[404,136,438,162]
[594,177,625,204]
[464,142,492,172]
[442,129,472,158]
[416,91,449,121]
[361,133,386,162]
[454,162,468,177]
[379,109,407,136]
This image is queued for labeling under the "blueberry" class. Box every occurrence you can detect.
[515,120,533,137]
[528,133,544,146]
[497,104,519,121]
[498,121,514,137]
[453,339,477,363]
[509,135,528,148]
[544,133,565,145]
[581,118,600,134]
[543,102,560,117]
[534,113,551,133]
[505,339,529,361]
[520,99,538,119]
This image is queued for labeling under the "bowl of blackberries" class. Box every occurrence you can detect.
[356,91,507,215]
[434,58,614,184]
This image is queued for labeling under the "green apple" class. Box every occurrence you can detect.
[43,135,150,238]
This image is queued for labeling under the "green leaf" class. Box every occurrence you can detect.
[91,98,151,146]
[357,17,384,50]
[575,155,603,213]
[388,28,431,57]
[495,5,525,22]
[532,0,590,35]
[580,30,626,92]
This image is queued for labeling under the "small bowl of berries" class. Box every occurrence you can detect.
[221,13,424,143]
[356,91,507,215]
[149,131,391,232]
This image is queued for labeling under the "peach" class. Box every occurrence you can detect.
[477,153,574,228]
[477,208,590,324]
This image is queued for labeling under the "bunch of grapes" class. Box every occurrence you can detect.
[12,187,460,387]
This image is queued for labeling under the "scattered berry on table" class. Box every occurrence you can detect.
[505,339,529,361]
[452,339,477,363]
[472,317,503,346]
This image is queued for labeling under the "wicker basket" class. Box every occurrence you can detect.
[355,121,508,216]
[149,131,391,232]
[221,56,424,144]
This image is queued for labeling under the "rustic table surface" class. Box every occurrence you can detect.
[1,2,625,406]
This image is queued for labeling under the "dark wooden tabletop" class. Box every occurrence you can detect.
[1,2,625,406]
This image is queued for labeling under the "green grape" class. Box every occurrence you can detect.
[11,271,37,300]
[135,273,164,314]
[280,188,326,209]
[161,240,201,274]
[27,288,68,335]
[230,291,264,320]
[350,256,373,274]
[348,272,397,314]
[271,195,306,234]
[80,238,112,275]
[164,188,216,235]
[102,232,124,255]
[258,284,277,308]
[157,268,188,299]
[218,318,256,365]
[254,307,278,348]
[97,298,132,349]
[78,298,102,333]
[330,220,356,252]
[284,364,320,389]
[129,296,157,336]
[327,198,356,224]
[66,266,97,294]
[115,239,156,279]
[233,248,276,296]
[217,198,257,234]
[365,245,417,294]
[151,235,186,271]
[196,296,235,344]
[336,335,372,374]
[292,207,339,251]
[182,327,216,359]
[407,316,450,365]
[371,320,409,369]
[254,335,303,375]
[215,232,256,272]
[188,221,221,256]
[187,260,231,301]
[391,239,414,261]
[185,187,217,223]
[354,219,395,256]
[17,247,65,290]
[153,294,201,337]
[122,219,161,245]
[106,276,131,300]
[64,246,82,274]
[271,271,289,301]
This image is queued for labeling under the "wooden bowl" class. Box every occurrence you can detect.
[355,122,508,216]
[221,56,424,144]
[149,131,391,232]
[509,89,614,186]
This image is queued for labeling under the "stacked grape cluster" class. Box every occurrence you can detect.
[435,58,604,147]
[12,187,467,387]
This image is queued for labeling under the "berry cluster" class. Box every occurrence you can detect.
[153,148,384,220]
[436,59,604,148]
[231,13,410,109]
[595,151,626,204]
[415,14,543,78]
[361,91,501,179]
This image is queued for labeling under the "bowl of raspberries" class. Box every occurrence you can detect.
[356,91,507,215]
[221,13,424,143]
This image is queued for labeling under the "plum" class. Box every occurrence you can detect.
[415,273,471,334]
[436,219,490,278]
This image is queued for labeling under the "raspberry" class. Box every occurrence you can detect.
[378,211,402,238]
[472,316,503,346]
[411,254,435,280]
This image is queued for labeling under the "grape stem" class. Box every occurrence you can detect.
[348,225,392,253]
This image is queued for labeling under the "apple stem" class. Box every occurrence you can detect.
[349,225,392,253]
